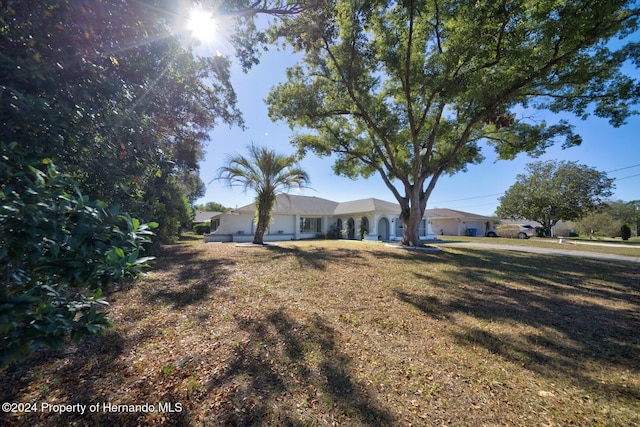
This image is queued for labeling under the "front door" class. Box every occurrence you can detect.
[378,217,389,241]
[347,218,355,240]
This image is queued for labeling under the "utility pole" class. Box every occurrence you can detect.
[630,200,640,238]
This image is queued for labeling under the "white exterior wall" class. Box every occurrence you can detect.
[364,214,380,241]
[269,214,295,235]
[214,213,254,235]
[205,204,452,243]
[431,219,458,236]
[463,220,487,236]
[431,219,489,236]
[392,216,436,241]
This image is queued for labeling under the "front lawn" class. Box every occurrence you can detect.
[441,235,640,257]
[1,240,639,426]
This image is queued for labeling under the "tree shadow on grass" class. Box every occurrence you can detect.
[279,241,452,271]
[140,244,235,310]
[0,330,190,427]
[204,308,394,426]
[394,247,640,403]
[267,244,370,271]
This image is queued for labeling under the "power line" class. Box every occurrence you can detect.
[607,163,640,173]
[430,192,503,204]
[427,164,639,207]
[613,173,640,181]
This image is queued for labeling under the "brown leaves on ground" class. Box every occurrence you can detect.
[1,240,639,426]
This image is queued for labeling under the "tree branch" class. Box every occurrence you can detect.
[320,35,402,180]
[433,0,443,54]
[223,0,321,18]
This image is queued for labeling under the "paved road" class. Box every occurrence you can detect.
[440,241,640,264]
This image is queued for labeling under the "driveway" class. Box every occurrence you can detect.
[440,241,640,264]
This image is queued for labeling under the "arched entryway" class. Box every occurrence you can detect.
[360,217,369,240]
[346,218,356,240]
[378,217,390,241]
[336,218,343,239]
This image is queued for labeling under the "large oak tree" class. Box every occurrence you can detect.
[266,0,640,246]
[496,160,614,236]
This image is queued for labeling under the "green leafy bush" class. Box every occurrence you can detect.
[192,223,211,235]
[326,222,342,239]
[621,224,631,241]
[0,151,157,367]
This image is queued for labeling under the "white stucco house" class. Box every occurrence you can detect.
[204,194,494,243]
[427,208,494,237]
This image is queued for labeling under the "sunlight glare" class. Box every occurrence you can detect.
[186,7,218,43]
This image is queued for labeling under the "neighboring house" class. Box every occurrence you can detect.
[427,208,494,237]
[193,210,221,224]
[204,194,493,243]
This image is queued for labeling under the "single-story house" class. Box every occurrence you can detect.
[193,210,221,224]
[427,208,494,237]
[204,194,494,243]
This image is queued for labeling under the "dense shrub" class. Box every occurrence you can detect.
[326,222,342,239]
[621,224,632,241]
[193,223,211,235]
[535,227,546,237]
[1,153,156,367]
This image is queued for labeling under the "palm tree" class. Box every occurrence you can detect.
[217,144,310,244]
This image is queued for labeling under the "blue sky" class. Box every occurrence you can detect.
[195,35,640,216]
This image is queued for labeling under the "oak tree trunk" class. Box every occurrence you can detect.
[398,186,428,247]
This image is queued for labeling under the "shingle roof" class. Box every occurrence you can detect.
[193,210,221,223]
[235,195,339,215]
[232,194,490,220]
[334,198,400,215]
[425,208,492,220]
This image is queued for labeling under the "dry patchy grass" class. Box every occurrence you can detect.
[440,235,640,257]
[1,240,639,426]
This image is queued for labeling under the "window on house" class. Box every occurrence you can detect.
[395,218,427,236]
[300,217,322,233]
[395,217,403,236]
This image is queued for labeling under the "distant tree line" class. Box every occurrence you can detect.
[194,202,234,212]
[576,200,639,239]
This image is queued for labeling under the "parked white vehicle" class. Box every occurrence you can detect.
[486,224,535,239]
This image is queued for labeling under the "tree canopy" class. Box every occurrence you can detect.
[496,160,614,235]
[0,0,248,242]
[576,199,639,238]
[266,0,640,246]
[195,201,234,212]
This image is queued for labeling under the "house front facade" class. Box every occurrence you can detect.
[427,208,494,237]
[205,194,492,243]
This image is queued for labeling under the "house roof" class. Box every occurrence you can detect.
[229,194,491,220]
[193,210,221,223]
[235,195,339,215]
[425,208,492,220]
[334,198,400,215]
